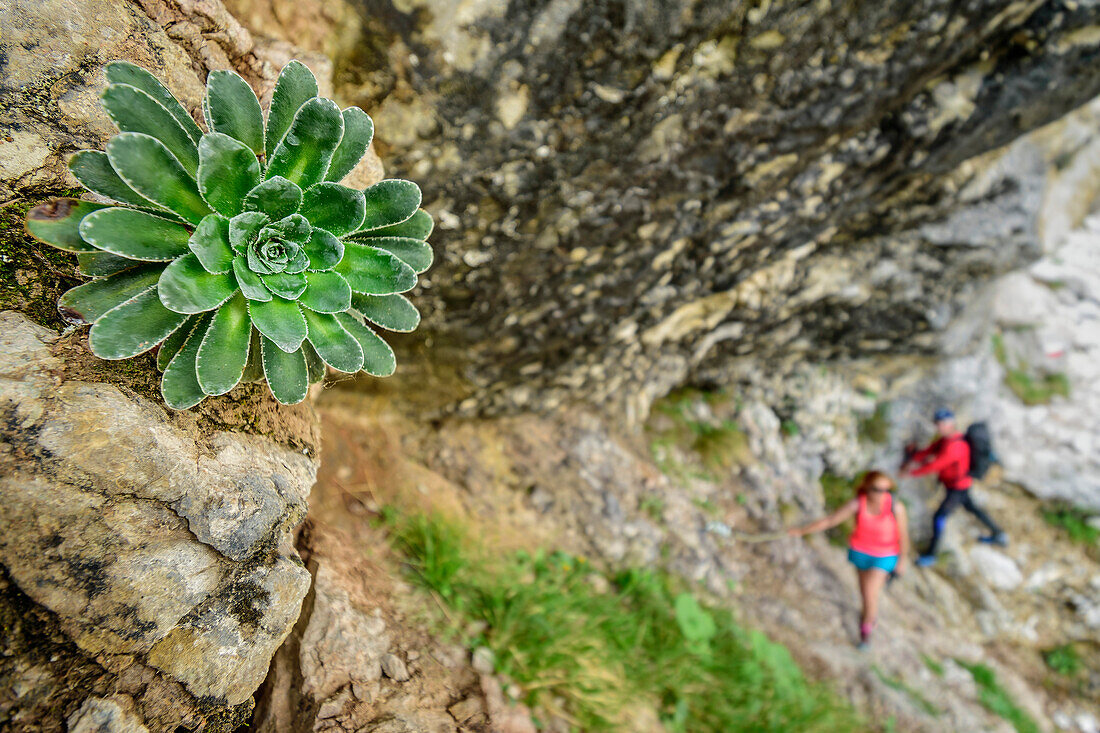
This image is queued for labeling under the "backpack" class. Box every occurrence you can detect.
[964,422,996,479]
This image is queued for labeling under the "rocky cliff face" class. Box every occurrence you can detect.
[327,0,1100,420]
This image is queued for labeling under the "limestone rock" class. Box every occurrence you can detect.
[381,653,411,682]
[68,696,150,733]
[0,311,316,722]
[968,546,1024,592]
[314,0,1100,418]
[0,0,204,198]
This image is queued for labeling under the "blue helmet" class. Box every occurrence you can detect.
[933,408,955,422]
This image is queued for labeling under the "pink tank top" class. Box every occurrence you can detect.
[849,492,900,557]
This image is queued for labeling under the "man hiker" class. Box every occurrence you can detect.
[902,408,1007,567]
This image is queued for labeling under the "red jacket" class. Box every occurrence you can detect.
[910,434,972,489]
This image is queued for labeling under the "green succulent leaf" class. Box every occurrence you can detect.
[205,70,264,154]
[241,329,265,382]
[303,341,326,383]
[77,251,135,278]
[355,179,421,232]
[58,265,162,325]
[79,208,192,262]
[285,249,310,274]
[335,243,417,294]
[300,182,366,236]
[89,288,188,359]
[161,314,213,410]
[106,61,203,145]
[158,253,238,314]
[352,292,420,332]
[303,228,344,271]
[261,271,308,300]
[325,107,374,183]
[364,208,434,240]
[69,151,157,209]
[25,199,109,252]
[352,235,433,274]
[189,215,235,274]
[265,60,319,162]
[262,213,312,244]
[242,176,302,220]
[336,312,396,377]
[232,256,273,302]
[107,133,211,224]
[158,315,202,371]
[260,335,308,404]
[229,211,271,253]
[202,94,213,130]
[303,309,363,373]
[248,296,307,352]
[299,271,352,313]
[198,133,262,217]
[196,293,252,395]
[102,83,200,176]
[265,97,343,189]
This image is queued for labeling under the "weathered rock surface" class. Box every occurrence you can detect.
[312,0,1100,419]
[0,312,316,726]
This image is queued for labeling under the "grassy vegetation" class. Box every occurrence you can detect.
[384,511,865,732]
[1043,644,1082,677]
[1040,503,1099,545]
[646,389,751,482]
[871,666,939,717]
[858,402,891,444]
[955,660,1040,733]
[922,654,945,677]
[992,333,1070,405]
[639,495,665,522]
[820,473,856,547]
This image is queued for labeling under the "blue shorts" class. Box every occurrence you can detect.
[848,548,898,573]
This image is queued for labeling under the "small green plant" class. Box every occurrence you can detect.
[992,333,1069,405]
[820,473,855,547]
[858,402,890,444]
[640,494,666,522]
[26,61,432,408]
[922,654,945,677]
[674,593,717,656]
[1043,644,1082,677]
[1041,504,1099,545]
[871,666,939,716]
[1004,369,1069,405]
[955,660,1040,733]
[780,419,800,437]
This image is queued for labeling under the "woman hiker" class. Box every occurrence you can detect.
[788,471,910,649]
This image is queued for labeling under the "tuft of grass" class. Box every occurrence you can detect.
[871,666,939,717]
[858,402,890,444]
[1004,369,1070,405]
[646,391,751,481]
[955,660,1040,733]
[1041,504,1099,545]
[780,419,800,437]
[993,332,1070,405]
[691,419,751,470]
[922,654,945,677]
[1043,644,1082,677]
[385,511,864,732]
[640,495,666,522]
[820,473,856,547]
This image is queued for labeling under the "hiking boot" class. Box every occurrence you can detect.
[915,554,937,568]
[978,532,1008,547]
